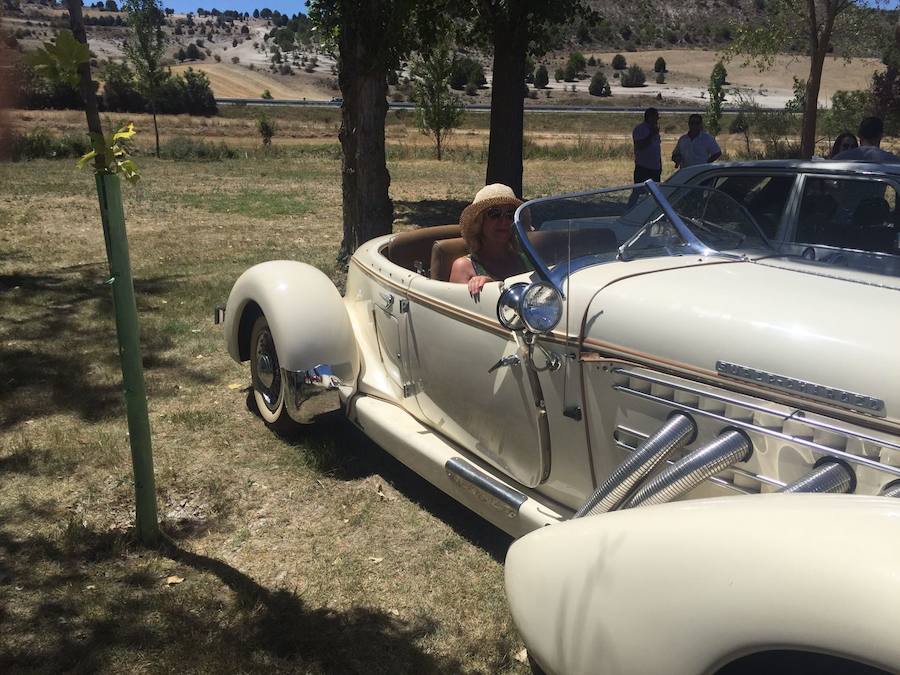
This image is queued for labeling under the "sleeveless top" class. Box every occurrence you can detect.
[468,250,533,278]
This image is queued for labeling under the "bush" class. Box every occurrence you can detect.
[185,42,202,60]
[587,55,596,67]
[554,67,564,82]
[589,71,609,96]
[18,64,83,110]
[261,89,273,99]
[464,83,478,96]
[231,56,239,64]
[257,112,276,146]
[100,61,147,112]
[534,65,549,89]
[563,63,577,82]
[214,54,221,62]
[611,53,626,70]
[621,64,646,87]
[11,128,91,160]
[155,68,217,115]
[567,51,586,74]
[449,55,486,91]
[654,57,666,73]
[656,72,665,84]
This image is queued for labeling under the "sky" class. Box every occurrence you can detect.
[163,1,305,14]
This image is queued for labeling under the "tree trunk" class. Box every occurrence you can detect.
[800,1,837,159]
[151,99,160,158]
[337,7,393,260]
[485,14,528,198]
[801,52,825,158]
[64,0,103,168]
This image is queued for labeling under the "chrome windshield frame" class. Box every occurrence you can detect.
[515,180,769,295]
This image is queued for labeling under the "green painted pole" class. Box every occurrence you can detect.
[96,172,159,545]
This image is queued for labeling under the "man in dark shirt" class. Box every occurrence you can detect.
[632,108,662,182]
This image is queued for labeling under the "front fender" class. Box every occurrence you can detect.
[224,260,358,379]
[505,494,900,675]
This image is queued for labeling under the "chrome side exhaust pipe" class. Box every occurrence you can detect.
[626,430,753,508]
[880,481,900,498]
[781,460,855,494]
[575,413,696,517]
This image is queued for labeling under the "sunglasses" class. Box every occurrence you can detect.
[486,207,516,220]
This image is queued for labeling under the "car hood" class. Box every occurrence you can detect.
[573,258,900,424]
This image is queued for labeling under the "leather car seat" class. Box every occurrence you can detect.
[387,224,461,275]
[430,237,469,281]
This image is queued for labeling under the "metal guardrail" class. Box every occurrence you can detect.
[214,97,732,114]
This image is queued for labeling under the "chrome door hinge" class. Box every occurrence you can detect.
[402,382,417,397]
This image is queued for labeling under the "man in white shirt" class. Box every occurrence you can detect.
[672,114,722,168]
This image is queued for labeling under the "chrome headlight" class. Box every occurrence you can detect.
[497,282,528,331]
[520,282,563,333]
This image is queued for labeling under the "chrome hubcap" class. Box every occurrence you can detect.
[253,328,281,412]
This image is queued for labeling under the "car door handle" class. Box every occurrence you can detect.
[377,292,394,311]
[488,354,520,373]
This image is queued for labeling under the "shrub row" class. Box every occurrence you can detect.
[18,62,217,116]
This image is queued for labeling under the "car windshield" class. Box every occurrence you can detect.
[515,182,771,281]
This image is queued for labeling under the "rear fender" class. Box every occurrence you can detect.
[224,260,358,381]
[505,494,900,675]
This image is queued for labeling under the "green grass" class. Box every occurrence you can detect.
[179,188,316,218]
[0,149,639,674]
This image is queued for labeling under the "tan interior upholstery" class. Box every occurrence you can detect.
[430,237,469,281]
[429,227,618,283]
[387,224,461,274]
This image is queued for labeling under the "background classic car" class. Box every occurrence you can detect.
[666,160,900,274]
[222,182,900,674]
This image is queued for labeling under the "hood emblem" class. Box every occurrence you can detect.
[716,361,885,416]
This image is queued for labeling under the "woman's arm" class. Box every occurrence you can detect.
[449,257,492,296]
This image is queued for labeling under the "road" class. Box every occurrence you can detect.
[214,97,740,114]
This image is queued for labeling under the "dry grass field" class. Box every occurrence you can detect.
[168,63,326,101]
[0,132,633,673]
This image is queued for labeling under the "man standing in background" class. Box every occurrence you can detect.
[672,114,722,168]
[632,107,662,183]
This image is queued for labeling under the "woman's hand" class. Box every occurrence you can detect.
[468,275,493,297]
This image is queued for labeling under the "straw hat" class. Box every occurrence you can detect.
[459,184,523,248]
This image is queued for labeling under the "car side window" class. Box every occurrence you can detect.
[702,174,793,239]
[797,178,898,254]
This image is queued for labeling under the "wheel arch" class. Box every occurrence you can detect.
[224,260,359,381]
[715,649,889,675]
[505,494,900,675]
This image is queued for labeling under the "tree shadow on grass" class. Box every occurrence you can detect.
[0,265,210,431]
[393,199,469,228]
[246,394,513,563]
[0,501,463,675]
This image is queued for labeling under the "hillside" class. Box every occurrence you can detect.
[0,0,888,109]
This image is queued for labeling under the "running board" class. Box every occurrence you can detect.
[446,457,527,519]
[349,395,565,537]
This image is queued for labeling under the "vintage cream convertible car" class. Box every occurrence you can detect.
[222,181,900,674]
